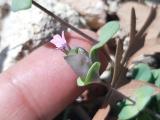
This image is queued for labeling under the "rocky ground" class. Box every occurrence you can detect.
[0,0,159,72]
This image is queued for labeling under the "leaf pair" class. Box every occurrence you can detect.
[65,21,120,86]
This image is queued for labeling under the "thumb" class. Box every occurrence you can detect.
[0,30,97,120]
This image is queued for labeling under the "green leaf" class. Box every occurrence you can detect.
[90,21,120,61]
[152,69,160,111]
[133,63,153,82]
[152,69,160,80]
[77,62,100,86]
[152,69,160,88]
[118,86,154,120]
[11,0,32,12]
[154,74,160,88]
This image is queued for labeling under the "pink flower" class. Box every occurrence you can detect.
[50,31,70,53]
[50,31,67,48]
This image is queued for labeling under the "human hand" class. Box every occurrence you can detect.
[0,30,97,120]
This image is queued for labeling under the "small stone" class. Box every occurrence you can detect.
[100,70,111,80]
[107,0,120,14]
[60,0,107,29]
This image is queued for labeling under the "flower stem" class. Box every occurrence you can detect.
[32,0,97,43]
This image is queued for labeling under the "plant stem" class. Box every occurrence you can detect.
[111,88,136,105]
[111,39,123,87]
[92,81,136,104]
[32,0,97,43]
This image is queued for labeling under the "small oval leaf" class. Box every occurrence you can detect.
[90,21,120,61]
[133,63,153,82]
[118,86,154,120]
[77,62,100,86]
[152,69,160,80]
[11,0,32,12]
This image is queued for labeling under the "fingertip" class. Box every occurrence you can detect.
[0,30,97,120]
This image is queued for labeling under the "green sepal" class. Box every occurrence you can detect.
[67,47,88,56]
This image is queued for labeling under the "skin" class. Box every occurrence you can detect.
[0,30,97,120]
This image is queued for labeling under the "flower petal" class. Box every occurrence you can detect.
[50,31,67,48]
